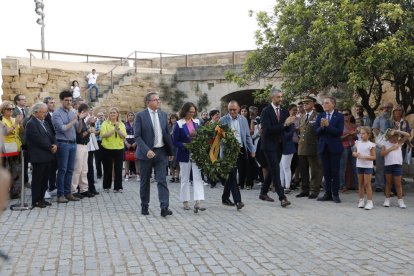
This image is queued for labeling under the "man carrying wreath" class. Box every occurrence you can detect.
[219,100,255,210]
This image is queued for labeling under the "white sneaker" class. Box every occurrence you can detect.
[364,200,373,210]
[49,189,57,196]
[125,175,129,181]
[44,190,51,199]
[383,198,390,207]
[137,175,140,181]
[398,199,406,209]
[358,198,365,208]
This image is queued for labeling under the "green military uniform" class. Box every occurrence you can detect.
[297,101,323,197]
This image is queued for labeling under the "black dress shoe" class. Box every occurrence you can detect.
[33,201,47,208]
[332,195,341,203]
[141,208,149,215]
[92,191,100,195]
[41,200,52,206]
[73,193,84,199]
[81,191,95,198]
[296,192,309,198]
[236,202,245,210]
[161,208,173,217]
[317,193,333,201]
[308,193,318,199]
[222,199,235,206]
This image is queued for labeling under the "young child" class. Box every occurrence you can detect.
[381,129,410,208]
[352,126,376,210]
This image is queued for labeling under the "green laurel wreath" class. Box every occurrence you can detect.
[185,122,240,182]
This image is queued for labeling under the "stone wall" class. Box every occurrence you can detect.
[134,51,250,70]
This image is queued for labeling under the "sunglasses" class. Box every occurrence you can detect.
[343,113,350,116]
[5,108,14,111]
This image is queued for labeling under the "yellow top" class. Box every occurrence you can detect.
[100,121,126,150]
[2,117,21,151]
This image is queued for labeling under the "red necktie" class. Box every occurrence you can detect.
[275,107,280,121]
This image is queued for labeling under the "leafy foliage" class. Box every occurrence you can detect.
[232,0,414,118]
[185,123,240,182]
[197,93,210,112]
[159,77,187,112]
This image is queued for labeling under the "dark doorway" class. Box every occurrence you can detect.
[221,89,268,115]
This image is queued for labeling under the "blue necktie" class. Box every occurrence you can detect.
[327,113,331,121]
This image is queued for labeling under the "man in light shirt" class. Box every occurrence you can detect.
[86,69,99,102]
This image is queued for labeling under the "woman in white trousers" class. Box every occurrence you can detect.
[173,102,206,213]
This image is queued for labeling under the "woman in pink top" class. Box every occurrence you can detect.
[172,102,206,213]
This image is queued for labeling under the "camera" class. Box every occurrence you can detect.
[254,116,261,125]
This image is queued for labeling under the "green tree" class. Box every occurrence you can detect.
[229,0,414,120]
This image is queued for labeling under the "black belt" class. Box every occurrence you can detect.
[57,139,76,144]
[154,146,165,150]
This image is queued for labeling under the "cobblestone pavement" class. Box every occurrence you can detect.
[1,178,414,276]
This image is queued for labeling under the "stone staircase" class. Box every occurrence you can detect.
[91,71,175,115]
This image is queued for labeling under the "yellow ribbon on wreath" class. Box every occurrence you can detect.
[209,125,226,163]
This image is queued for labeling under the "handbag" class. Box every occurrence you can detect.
[3,142,18,154]
[125,149,136,161]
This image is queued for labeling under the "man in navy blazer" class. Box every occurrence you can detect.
[134,92,174,217]
[25,102,57,208]
[259,87,291,207]
[315,96,344,203]
[219,100,255,210]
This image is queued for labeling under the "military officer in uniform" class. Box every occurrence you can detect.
[296,96,323,199]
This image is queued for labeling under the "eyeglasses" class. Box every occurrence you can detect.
[229,109,238,111]
[303,102,312,105]
[63,99,73,102]
[342,113,350,116]
[149,98,161,102]
[5,108,13,111]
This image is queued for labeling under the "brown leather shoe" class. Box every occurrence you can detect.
[65,194,80,201]
[259,194,275,202]
[281,198,291,207]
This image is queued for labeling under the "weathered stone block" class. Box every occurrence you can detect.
[2,69,19,76]
[10,82,20,89]
[26,82,40,88]
[35,77,48,84]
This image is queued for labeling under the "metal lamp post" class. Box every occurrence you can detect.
[34,0,45,59]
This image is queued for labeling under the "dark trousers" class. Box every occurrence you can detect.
[31,162,50,205]
[222,166,242,204]
[48,157,57,191]
[95,141,103,178]
[261,150,285,201]
[87,151,97,192]
[237,149,247,189]
[139,147,169,209]
[321,149,342,197]
[299,155,322,195]
[101,148,123,190]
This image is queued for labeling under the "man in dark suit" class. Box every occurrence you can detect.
[43,97,57,197]
[134,92,174,217]
[12,94,30,187]
[219,100,255,210]
[315,97,344,203]
[25,102,57,208]
[259,87,291,207]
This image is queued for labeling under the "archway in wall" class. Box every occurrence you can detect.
[220,89,268,115]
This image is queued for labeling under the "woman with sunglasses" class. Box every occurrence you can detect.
[100,107,126,193]
[1,101,23,199]
[339,108,358,192]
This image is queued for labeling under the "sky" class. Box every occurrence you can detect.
[0,0,276,61]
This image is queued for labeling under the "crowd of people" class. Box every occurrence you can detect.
[0,86,412,214]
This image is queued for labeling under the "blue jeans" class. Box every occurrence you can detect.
[88,84,99,99]
[56,142,77,197]
[339,147,358,189]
